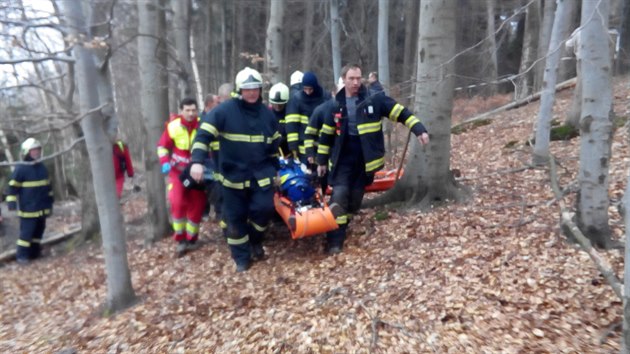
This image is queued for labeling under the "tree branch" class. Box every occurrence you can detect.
[0,56,74,65]
[0,137,85,167]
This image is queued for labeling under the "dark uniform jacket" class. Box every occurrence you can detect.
[316,85,427,183]
[6,156,54,218]
[285,88,330,156]
[304,98,335,159]
[191,98,281,189]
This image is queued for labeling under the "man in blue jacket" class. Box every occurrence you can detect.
[189,67,281,272]
[7,138,53,264]
[316,64,430,254]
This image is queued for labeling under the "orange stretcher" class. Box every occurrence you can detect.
[325,168,404,194]
[365,168,403,192]
[274,192,338,239]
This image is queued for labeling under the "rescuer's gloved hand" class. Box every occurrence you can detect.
[161,162,171,174]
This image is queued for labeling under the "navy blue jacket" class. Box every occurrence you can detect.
[191,98,281,189]
[6,157,53,218]
[285,87,330,156]
[316,85,428,183]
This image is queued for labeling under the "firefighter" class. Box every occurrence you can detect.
[113,139,135,198]
[316,64,430,254]
[289,70,303,99]
[286,71,330,163]
[189,67,281,272]
[157,97,207,257]
[269,82,290,156]
[7,138,54,264]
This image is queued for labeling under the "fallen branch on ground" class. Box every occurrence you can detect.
[0,224,81,263]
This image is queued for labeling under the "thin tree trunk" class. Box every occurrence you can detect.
[515,0,540,100]
[484,0,498,96]
[535,0,556,92]
[172,0,194,99]
[265,0,285,84]
[617,0,630,74]
[623,171,630,352]
[302,0,314,71]
[330,0,342,81]
[62,0,136,313]
[402,0,419,107]
[577,0,613,248]
[532,0,572,166]
[138,0,171,243]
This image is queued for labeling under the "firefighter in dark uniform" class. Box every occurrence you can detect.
[268,82,291,157]
[316,64,430,254]
[7,138,54,264]
[190,67,281,272]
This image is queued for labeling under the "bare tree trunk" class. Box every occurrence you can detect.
[138,0,171,243]
[265,0,285,84]
[402,0,419,107]
[330,0,342,81]
[378,0,393,159]
[515,0,540,100]
[623,171,630,352]
[617,0,630,74]
[535,0,556,92]
[172,0,194,99]
[483,0,498,96]
[532,0,572,166]
[302,0,315,71]
[577,0,613,248]
[366,0,467,209]
[61,0,136,313]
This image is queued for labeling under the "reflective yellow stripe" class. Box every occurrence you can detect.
[404,115,420,129]
[335,215,348,225]
[6,195,16,202]
[285,114,301,123]
[388,104,404,122]
[298,145,306,154]
[257,178,271,187]
[299,115,309,124]
[168,183,173,191]
[116,141,125,151]
[304,126,318,135]
[192,142,208,152]
[157,147,169,158]
[227,234,250,245]
[167,119,197,151]
[304,139,314,148]
[279,119,286,124]
[210,141,220,151]
[317,145,330,155]
[186,222,200,235]
[17,239,30,247]
[320,124,335,135]
[221,133,265,143]
[172,218,186,232]
[219,220,228,229]
[280,174,289,184]
[357,121,381,135]
[287,133,299,142]
[249,220,267,232]
[18,209,51,218]
[365,157,385,172]
[200,122,219,136]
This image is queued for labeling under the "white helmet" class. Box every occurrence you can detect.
[21,137,42,157]
[290,70,303,86]
[235,67,263,91]
[269,83,290,104]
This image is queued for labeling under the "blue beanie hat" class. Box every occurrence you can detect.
[302,71,319,88]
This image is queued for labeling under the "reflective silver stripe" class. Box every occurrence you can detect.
[192,142,208,152]
[200,122,219,136]
[249,220,267,232]
[221,133,265,143]
[285,114,301,123]
[357,121,381,135]
[320,124,335,135]
[388,104,404,122]
[365,157,385,172]
[317,145,330,154]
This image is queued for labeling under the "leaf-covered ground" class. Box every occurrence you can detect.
[1,79,629,353]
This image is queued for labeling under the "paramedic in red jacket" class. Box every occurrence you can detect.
[157,98,207,257]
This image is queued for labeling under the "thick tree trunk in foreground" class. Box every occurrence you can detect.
[62,0,136,313]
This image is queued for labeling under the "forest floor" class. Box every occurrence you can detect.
[1,78,629,353]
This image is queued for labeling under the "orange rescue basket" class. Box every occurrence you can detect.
[274,192,338,239]
[365,168,403,192]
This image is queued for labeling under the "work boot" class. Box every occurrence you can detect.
[186,239,200,251]
[251,243,265,261]
[175,241,188,258]
[329,202,344,218]
[236,261,251,273]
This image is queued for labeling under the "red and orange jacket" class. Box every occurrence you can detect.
[113,140,134,179]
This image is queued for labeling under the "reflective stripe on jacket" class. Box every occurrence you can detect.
[157,117,198,171]
[7,159,53,218]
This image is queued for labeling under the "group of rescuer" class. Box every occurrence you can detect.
[157,63,429,272]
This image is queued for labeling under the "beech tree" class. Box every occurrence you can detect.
[576,0,613,248]
[60,0,136,312]
[532,0,572,166]
[330,0,341,81]
[138,0,170,243]
[265,0,284,84]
